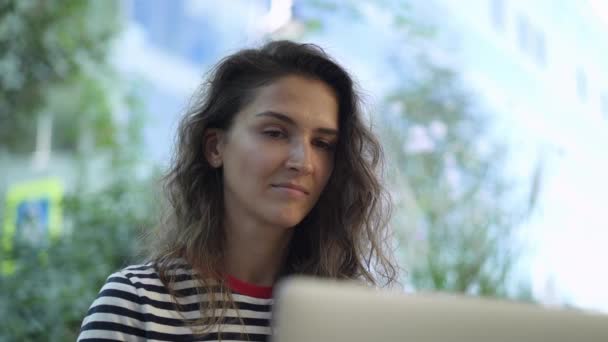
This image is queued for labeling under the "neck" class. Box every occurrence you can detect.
[222,217,294,287]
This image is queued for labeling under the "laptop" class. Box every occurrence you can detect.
[271,277,608,342]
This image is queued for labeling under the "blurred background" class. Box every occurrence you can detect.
[1,0,607,340]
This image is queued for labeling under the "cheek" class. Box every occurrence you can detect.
[321,152,336,178]
[315,156,335,191]
[229,140,283,182]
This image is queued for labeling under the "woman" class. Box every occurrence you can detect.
[77,40,398,341]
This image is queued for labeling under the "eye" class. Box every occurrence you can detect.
[263,129,287,139]
[313,139,336,151]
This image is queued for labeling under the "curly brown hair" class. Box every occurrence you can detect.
[146,40,399,336]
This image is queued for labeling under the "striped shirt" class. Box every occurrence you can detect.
[77,264,274,341]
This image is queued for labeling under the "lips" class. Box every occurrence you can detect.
[271,183,310,195]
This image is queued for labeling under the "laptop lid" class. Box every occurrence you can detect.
[272,277,608,342]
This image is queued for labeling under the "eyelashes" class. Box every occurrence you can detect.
[261,129,336,151]
[313,140,336,151]
[262,129,287,139]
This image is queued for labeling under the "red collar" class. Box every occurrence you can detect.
[225,274,273,299]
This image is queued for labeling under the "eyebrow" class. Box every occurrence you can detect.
[255,111,339,136]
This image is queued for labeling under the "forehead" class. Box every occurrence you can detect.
[240,75,339,129]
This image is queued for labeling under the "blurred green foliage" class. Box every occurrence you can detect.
[0,0,124,153]
[0,179,158,341]
[381,63,536,300]
[0,1,154,340]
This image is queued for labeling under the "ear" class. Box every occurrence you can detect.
[203,128,225,168]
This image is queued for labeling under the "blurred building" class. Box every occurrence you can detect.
[415,0,608,311]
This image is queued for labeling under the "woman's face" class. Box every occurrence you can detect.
[211,75,339,230]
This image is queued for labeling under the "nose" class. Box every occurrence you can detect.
[286,139,313,174]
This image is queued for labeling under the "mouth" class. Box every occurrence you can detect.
[271,183,310,196]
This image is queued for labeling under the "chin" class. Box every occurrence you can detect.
[260,206,309,229]
[273,217,305,229]
[267,209,308,229]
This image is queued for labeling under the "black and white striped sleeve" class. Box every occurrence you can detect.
[77,271,147,342]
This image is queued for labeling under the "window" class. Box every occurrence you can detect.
[516,14,530,52]
[516,13,546,66]
[534,30,546,66]
[490,0,506,31]
[576,68,587,102]
[601,93,608,119]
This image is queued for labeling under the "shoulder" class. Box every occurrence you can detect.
[95,262,199,301]
[77,262,197,341]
